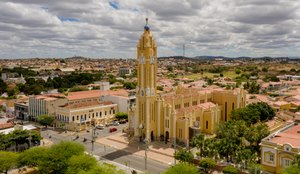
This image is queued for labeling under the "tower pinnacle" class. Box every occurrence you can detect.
[144,18,150,31]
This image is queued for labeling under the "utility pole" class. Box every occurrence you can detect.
[174,137,176,165]
[183,44,185,57]
[28,131,32,148]
[144,139,148,171]
[91,119,96,154]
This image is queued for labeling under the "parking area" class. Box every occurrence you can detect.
[77,122,128,140]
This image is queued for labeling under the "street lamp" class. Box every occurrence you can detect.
[144,138,149,171]
[139,123,144,142]
[28,131,32,148]
[91,119,96,154]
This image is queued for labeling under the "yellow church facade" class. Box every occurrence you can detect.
[130,19,246,145]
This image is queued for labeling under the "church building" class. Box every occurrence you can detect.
[129,19,246,145]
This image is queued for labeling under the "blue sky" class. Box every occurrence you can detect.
[0,0,300,58]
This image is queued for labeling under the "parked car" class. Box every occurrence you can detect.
[96,124,104,130]
[119,120,127,124]
[113,121,119,126]
[109,127,117,133]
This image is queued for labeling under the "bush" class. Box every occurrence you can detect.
[235,69,241,74]
[223,166,238,174]
[174,148,194,163]
[115,112,128,121]
[199,158,216,173]
[164,163,199,174]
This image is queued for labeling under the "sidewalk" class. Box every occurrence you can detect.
[40,138,53,146]
[96,132,175,165]
[97,156,144,174]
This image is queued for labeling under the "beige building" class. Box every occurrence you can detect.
[260,120,300,174]
[119,67,132,76]
[28,90,132,130]
[28,94,67,120]
[129,19,246,145]
[55,100,117,131]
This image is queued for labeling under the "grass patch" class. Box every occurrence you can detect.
[185,71,239,80]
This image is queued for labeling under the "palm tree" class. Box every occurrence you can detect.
[191,133,205,159]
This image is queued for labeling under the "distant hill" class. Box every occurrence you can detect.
[158,55,300,61]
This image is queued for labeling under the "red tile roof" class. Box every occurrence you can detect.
[269,124,300,148]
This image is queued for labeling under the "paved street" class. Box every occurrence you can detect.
[41,125,169,174]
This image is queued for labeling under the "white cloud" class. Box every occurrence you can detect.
[0,0,300,58]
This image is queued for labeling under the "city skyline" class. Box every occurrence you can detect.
[0,0,300,58]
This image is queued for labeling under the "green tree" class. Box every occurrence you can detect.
[251,102,275,121]
[231,102,275,125]
[108,74,117,84]
[0,79,8,94]
[18,146,48,167]
[0,133,7,150]
[262,67,268,72]
[38,141,85,174]
[115,112,128,121]
[157,86,164,91]
[191,133,205,158]
[174,148,194,163]
[282,165,300,174]
[206,78,214,85]
[9,130,30,151]
[216,120,248,162]
[69,86,89,92]
[123,82,136,89]
[282,154,300,174]
[248,163,263,174]
[198,158,216,174]
[7,88,15,97]
[37,115,55,128]
[245,123,269,151]
[292,154,300,167]
[202,138,218,159]
[164,163,199,174]
[248,82,260,94]
[167,66,173,72]
[235,69,241,74]
[86,163,126,174]
[0,151,19,174]
[67,154,98,174]
[231,107,260,125]
[223,166,238,174]
[236,148,256,169]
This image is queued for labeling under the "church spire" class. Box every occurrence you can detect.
[144,18,150,31]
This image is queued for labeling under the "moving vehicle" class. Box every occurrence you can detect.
[109,127,117,133]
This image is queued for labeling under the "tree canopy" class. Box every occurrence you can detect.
[198,158,216,174]
[115,112,128,121]
[123,82,136,89]
[37,115,55,128]
[164,163,199,174]
[174,148,194,163]
[0,151,19,174]
[16,141,124,174]
[223,166,238,174]
[231,102,275,125]
[190,133,205,158]
[282,154,300,174]
[0,79,8,94]
[0,130,42,151]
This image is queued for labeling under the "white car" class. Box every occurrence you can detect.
[113,121,119,126]
[96,124,104,129]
